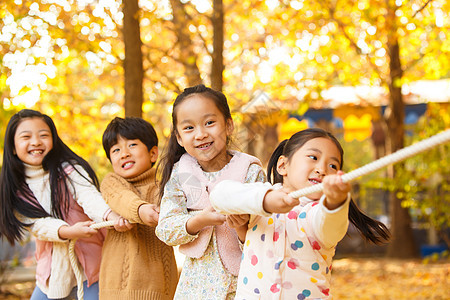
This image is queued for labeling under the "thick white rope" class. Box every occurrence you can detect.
[289,129,450,199]
[68,220,115,300]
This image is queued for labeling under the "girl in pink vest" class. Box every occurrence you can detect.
[0,109,126,300]
[155,84,265,299]
[211,128,391,299]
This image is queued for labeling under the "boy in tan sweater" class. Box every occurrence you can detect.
[99,117,178,300]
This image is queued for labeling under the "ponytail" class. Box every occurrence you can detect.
[348,199,390,244]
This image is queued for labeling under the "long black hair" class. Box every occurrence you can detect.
[157,84,232,199]
[0,109,100,245]
[267,128,390,244]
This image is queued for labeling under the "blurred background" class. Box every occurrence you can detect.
[1,0,449,298]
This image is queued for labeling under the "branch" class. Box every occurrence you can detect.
[179,3,212,55]
[412,0,433,18]
[225,0,240,12]
[143,44,195,70]
[142,44,186,93]
[145,55,182,93]
[402,52,426,73]
[325,2,383,81]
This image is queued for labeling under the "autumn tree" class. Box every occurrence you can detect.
[217,0,447,257]
[397,103,450,250]
[0,1,125,176]
[264,0,448,257]
[329,0,447,258]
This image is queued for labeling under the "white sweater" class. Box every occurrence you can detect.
[22,163,109,298]
[210,180,350,299]
[210,180,350,248]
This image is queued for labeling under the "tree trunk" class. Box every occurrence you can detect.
[123,0,143,117]
[211,0,224,91]
[385,2,418,258]
[170,0,202,87]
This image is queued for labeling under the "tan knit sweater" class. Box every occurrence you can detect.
[99,168,178,300]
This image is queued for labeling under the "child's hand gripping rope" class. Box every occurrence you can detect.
[68,217,134,300]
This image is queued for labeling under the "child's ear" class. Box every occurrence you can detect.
[276,155,288,176]
[149,146,158,163]
[226,119,234,136]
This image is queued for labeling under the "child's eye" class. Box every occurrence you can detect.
[206,120,215,126]
[329,164,338,170]
[129,143,137,147]
[183,125,194,131]
[111,148,120,154]
[308,155,317,160]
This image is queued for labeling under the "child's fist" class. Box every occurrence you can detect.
[186,207,226,235]
[226,214,250,229]
[138,204,160,227]
[107,211,135,232]
[200,206,227,226]
[58,221,98,240]
[323,170,351,209]
[263,189,299,214]
[115,217,135,232]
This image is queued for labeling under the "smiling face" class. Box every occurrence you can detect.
[277,137,342,200]
[109,135,158,179]
[175,94,234,172]
[14,117,53,166]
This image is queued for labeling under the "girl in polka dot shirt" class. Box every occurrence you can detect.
[211,128,390,299]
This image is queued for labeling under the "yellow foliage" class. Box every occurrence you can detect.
[279,117,308,140]
[343,114,372,142]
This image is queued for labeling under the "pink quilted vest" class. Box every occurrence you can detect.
[26,166,106,287]
[177,151,261,276]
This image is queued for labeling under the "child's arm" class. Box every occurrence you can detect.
[100,173,153,225]
[104,210,135,231]
[19,215,71,242]
[185,206,226,235]
[58,221,98,239]
[138,204,159,227]
[227,163,266,243]
[68,166,135,231]
[263,189,300,213]
[310,171,351,248]
[211,180,277,216]
[226,214,250,242]
[156,164,224,245]
[212,181,299,214]
[322,170,351,209]
[228,162,267,242]
[67,165,113,223]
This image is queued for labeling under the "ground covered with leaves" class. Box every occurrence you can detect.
[1,257,448,299]
[331,257,449,299]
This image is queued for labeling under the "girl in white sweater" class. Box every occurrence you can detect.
[0,109,126,300]
[211,128,390,299]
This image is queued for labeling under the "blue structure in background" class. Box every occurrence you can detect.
[292,103,428,126]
